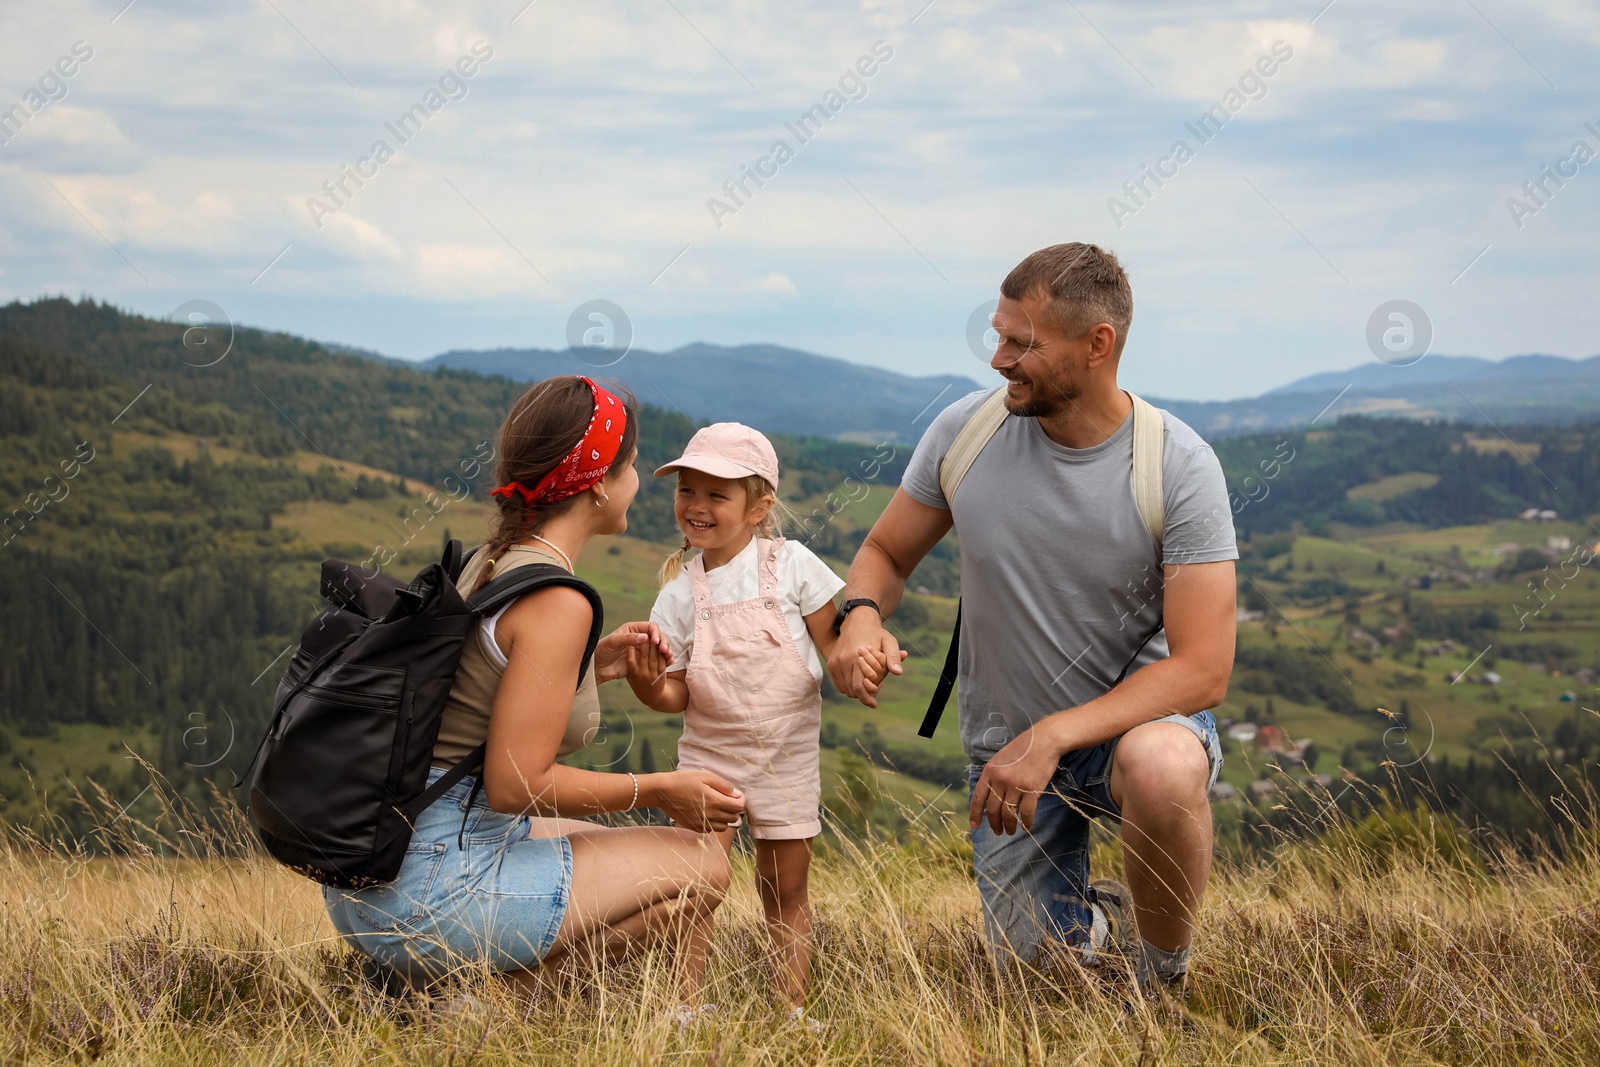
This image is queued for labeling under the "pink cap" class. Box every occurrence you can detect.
[654,422,780,491]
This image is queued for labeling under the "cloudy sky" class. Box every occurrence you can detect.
[1,0,1596,400]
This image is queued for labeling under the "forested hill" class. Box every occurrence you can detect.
[0,298,909,546]
[0,298,911,834]
[1213,416,1600,537]
[6,295,1600,847]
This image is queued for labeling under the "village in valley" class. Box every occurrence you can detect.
[1207,497,1600,822]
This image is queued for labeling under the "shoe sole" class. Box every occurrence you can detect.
[1089,877,1139,975]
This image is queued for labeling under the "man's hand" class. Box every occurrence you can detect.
[968,723,1064,835]
[827,611,902,708]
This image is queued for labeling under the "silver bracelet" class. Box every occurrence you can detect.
[625,771,639,811]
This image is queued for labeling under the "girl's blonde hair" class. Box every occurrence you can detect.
[659,473,796,586]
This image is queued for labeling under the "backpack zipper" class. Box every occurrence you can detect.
[300,682,399,711]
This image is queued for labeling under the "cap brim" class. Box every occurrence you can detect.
[653,457,762,481]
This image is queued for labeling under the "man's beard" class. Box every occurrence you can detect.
[1002,373,1078,418]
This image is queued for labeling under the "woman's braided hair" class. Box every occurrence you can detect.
[472,376,638,593]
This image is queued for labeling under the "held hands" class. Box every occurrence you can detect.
[594,621,673,684]
[825,612,906,709]
[624,637,672,689]
[853,645,908,705]
[622,628,689,713]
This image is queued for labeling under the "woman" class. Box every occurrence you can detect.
[324,375,745,1005]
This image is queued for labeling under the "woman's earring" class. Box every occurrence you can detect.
[595,492,609,508]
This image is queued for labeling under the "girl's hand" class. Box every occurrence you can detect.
[626,640,671,687]
[648,770,745,833]
[855,646,908,702]
[858,646,889,683]
[594,621,673,684]
[625,637,690,713]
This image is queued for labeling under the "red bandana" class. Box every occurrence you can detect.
[491,377,627,507]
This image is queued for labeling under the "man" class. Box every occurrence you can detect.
[828,243,1237,993]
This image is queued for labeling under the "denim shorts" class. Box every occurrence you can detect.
[323,767,573,985]
[968,709,1222,965]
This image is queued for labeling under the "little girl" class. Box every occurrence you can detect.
[626,422,892,1019]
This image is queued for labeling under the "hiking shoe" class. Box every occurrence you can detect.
[1087,878,1140,976]
[670,1002,718,1031]
[785,1005,825,1036]
[1091,879,1193,1003]
[1153,968,1189,1001]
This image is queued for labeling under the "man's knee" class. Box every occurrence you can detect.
[1111,723,1209,811]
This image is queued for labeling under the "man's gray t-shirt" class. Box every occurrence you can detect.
[901,389,1239,763]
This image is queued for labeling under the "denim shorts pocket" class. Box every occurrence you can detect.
[351,841,447,932]
[1203,723,1224,790]
[462,807,521,848]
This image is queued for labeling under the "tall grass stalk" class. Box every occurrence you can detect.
[1,774,1596,1064]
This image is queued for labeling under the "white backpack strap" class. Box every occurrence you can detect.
[937,388,1010,505]
[1127,391,1165,556]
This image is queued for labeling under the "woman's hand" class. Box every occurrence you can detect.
[646,770,745,833]
[593,621,673,684]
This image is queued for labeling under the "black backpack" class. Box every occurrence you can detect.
[247,540,603,888]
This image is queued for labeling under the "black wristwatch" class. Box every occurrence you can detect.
[832,598,881,635]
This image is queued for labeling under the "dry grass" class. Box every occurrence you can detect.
[2,796,1598,1066]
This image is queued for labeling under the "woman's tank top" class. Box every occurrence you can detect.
[432,544,601,769]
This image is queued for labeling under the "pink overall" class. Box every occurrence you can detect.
[677,539,823,840]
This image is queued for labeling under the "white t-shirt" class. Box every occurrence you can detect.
[651,538,845,682]
[479,603,515,671]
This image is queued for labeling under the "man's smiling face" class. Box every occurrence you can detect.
[989,289,1096,419]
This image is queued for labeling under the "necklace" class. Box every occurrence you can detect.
[526,533,574,572]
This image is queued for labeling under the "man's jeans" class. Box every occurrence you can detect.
[968,710,1222,965]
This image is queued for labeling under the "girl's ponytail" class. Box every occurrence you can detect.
[659,534,692,587]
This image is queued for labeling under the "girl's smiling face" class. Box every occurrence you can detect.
[674,469,771,564]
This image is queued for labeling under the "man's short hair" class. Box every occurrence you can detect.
[1000,243,1133,356]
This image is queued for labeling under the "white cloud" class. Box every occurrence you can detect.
[738,271,797,296]
[20,105,132,149]
[0,0,1594,398]
[313,210,406,264]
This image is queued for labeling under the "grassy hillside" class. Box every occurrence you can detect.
[1210,417,1599,535]
[4,787,1597,1065]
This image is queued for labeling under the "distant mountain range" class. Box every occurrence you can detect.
[418,344,983,443]
[1149,353,1600,438]
[387,342,1600,442]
